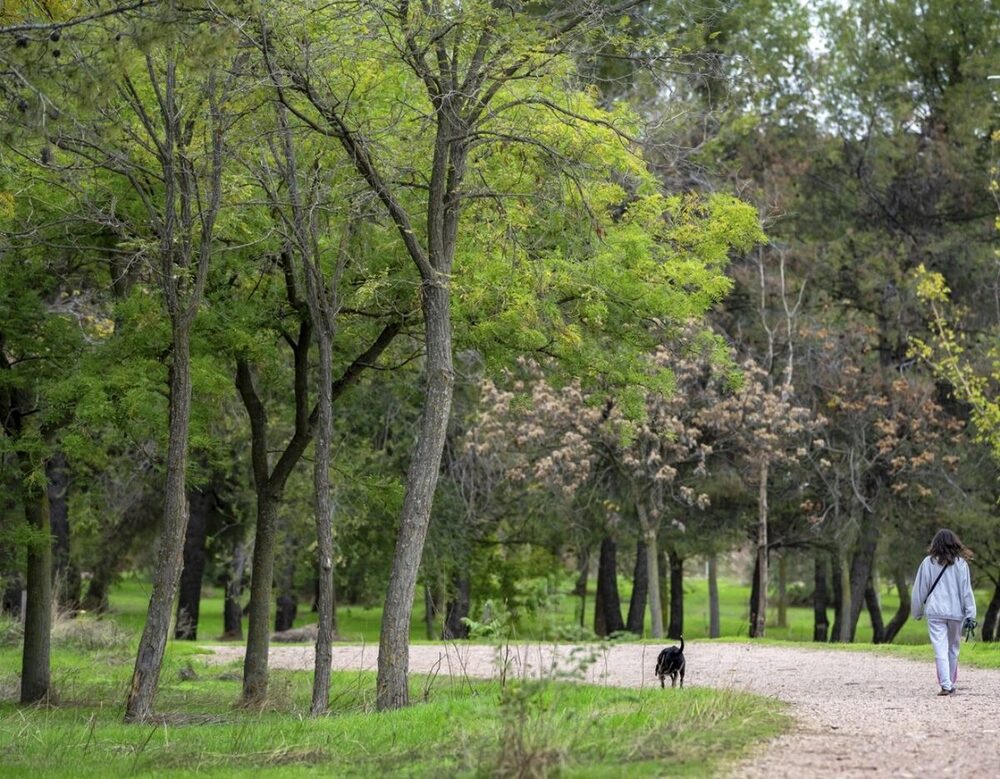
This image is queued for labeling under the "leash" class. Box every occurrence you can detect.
[964,617,977,643]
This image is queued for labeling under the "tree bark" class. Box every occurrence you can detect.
[813,551,829,642]
[750,459,768,638]
[881,565,911,644]
[243,490,280,703]
[275,593,297,632]
[443,574,471,639]
[847,507,879,641]
[594,535,625,636]
[659,548,670,633]
[838,550,853,642]
[708,554,720,639]
[981,580,1000,642]
[221,539,247,641]
[573,545,589,628]
[20,454,52,704]
[376,279,455,711]
[175,485,213,640]
[626,538,648,635]
[636,503,663,638]
[125,333,194,722]
[423,583,437,640]
[667,545,684,640]
[309,331,336,716]
[776,552,788,629]
[864,575,885,643]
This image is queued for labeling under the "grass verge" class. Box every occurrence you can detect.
[0,644,787,778]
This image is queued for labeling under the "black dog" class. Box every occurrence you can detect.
[655,636,685,688]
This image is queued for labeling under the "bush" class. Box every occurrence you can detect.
[51,614,131,651]
[0,614,23,647]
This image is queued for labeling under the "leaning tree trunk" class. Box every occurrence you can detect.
[20,454,52,704]
[881,565,910,644]
[813,551,829,642]
[981,580,1000,642]
[847,508,879,641]
[175,485,213,640]
[636,503,663,638]
[376,279,455,711]
[594,535,626,637]
[864,576,885,644]
[125,334,194,722]
[667,546,684,640]
[750,459,768,638]
[626,538,648,635]
[708,554,720,639]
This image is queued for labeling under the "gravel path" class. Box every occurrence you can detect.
[203,641,1000,777]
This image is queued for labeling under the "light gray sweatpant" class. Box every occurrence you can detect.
[927,618,962,690]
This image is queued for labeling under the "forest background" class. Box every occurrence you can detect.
[1,0,999,720]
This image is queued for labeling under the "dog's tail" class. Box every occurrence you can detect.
[679,635,684,652]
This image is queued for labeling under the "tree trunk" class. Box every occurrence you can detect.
[175,485,212,640]
[847,508,879,641]
[221,540,247,641]
[708,554,720,639]
[311,327,336,715]
[83,496,154,613]
[981,580,1000,642]
[243,492,280,704]
[20,455,52,704]
[749,552,760,637]
[659,548,670,632]
[376,279,455,711]
[636,503,662,638]
[443,574,470,639]
[834,552,851,644]
[813,551,829,643]
[125,333,193,722]
[667,545,684,640]
[424,583,436,640]
[750,460,768,638]
[573,546,589,628]
[46,453,79,610]
[594,535,625,636]
[881,565,911,644]
[777,552,788,629]
[864,575,885,644]
[626,538,648,635]
[275,593,297,632]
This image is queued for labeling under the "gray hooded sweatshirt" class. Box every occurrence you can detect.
[910,556,976,621]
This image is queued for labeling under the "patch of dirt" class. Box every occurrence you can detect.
[202,641,1000,777]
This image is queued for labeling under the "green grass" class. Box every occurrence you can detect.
[106,571,995,652]
[0,642,788,778]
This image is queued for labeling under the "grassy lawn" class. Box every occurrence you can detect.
[104,570,994,650]
[0,640,788,778]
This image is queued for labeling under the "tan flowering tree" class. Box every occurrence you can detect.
[801,322,964,642]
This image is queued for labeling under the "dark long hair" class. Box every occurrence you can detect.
[928,528,973,565]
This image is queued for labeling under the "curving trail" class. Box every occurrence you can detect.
[203,641,1000,777]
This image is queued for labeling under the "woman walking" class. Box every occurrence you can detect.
[911,528,977,696]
